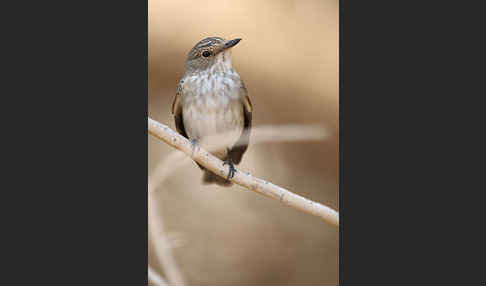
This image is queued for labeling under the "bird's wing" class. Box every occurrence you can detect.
[231,84,252,165]
[172,80,189,139]
[172,80,205,170]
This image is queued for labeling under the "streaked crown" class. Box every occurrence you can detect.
[184,36,241,74]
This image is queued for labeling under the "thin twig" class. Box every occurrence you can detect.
[148,124,328,285]
[148,185,186,286]
[149,123,330,196]
[148,117,339,227]
[148,265,169,286]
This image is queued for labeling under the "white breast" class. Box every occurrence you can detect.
[181,72,244,159]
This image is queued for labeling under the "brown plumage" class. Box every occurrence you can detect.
[171,37,252,186]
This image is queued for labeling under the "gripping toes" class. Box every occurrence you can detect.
[189,138,199,155]
[223,158,236,181]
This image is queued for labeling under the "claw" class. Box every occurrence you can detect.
[189,138,199,155]
[223,157,236,181]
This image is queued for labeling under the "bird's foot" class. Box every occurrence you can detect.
[223,157,236,181]
[189,138,199,155]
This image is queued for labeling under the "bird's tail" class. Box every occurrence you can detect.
[202,170,233,186]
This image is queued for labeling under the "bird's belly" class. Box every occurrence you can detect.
[182,99,244,157]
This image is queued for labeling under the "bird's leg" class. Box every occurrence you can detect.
[223,150,237,181]
[189,138,200,156]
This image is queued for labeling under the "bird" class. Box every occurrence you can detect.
[171,36,252,186]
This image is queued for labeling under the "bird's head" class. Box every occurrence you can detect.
[184,37,241,75]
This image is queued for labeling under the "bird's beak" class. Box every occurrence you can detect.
[223,38,241,50]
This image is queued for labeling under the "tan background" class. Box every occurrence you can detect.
[148,0,338,285]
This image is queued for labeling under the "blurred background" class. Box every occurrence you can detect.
[148,0,338,285]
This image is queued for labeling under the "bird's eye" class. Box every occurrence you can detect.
[202,51,211,57]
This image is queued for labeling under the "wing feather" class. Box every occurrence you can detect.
[172,81,188,139]
[230,85,252,164]
[172,80,205,170]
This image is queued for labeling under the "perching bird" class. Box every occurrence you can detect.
[171,36,252,186]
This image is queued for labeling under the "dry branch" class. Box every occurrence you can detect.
[148,186,186,286]
[148,117,339,227]
[149,123,330,197]
[148,265,169,286]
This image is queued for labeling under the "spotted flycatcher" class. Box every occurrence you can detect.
[172,37,252,186]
